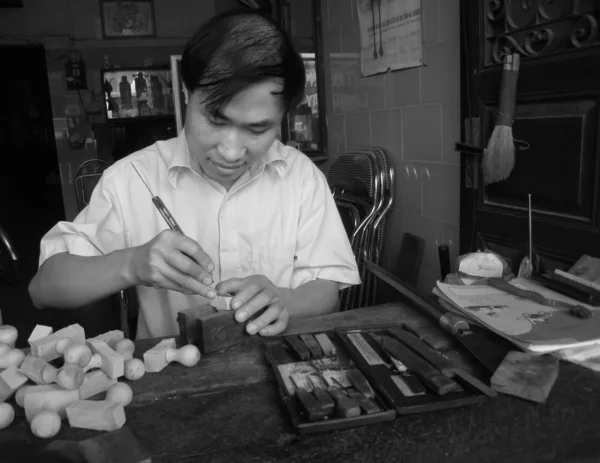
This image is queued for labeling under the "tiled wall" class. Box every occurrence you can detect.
[319,0,461,296]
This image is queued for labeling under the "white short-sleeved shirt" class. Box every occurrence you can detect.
[39,132,361,339]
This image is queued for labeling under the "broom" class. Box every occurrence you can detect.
[482,53,521,185]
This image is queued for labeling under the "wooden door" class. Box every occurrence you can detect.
[460,1,600,274]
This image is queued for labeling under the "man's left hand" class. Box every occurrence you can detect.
[215,275,290,336]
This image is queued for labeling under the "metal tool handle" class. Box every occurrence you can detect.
[153,197,184,234]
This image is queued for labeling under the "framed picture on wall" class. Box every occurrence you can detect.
[170,54,187,133]
[100,1,156,38]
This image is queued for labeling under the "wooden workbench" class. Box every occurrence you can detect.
[1,302,600,462]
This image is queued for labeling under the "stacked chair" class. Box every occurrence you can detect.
[327,147,395,311]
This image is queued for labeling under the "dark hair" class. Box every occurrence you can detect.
[181,9,306,115]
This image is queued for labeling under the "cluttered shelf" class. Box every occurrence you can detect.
[2,294,600,461]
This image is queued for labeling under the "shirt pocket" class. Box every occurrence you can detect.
[251,244,296,287]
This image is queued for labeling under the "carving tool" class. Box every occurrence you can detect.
[327,377,361,418]
[487,277,592,319]
[362,258,512,373]
[386,327,455,376]
[370,334,461,395]
[314,333,336,357]
[359,332,427,396]
[299,334,324,358]
[285,335,311,361]
[132,164,184,233]
[306,375,335,417]
[387,327,497,397]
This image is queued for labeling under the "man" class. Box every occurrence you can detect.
[29,9,360,339]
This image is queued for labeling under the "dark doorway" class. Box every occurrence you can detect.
[0,44,66,345]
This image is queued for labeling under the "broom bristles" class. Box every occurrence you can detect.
[482,125,515,185]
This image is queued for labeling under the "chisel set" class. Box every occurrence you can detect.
[265,324,493,434]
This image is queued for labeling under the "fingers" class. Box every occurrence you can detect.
[157,265,216,298]
[215,278,246,301]
[256,307,289,337]
[169,233,214,274]
[234,289,272,323]
[143,230,216,297]
[163,249,213,286]
[245,303,288,336]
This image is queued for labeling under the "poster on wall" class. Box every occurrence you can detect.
[357,0,423,77]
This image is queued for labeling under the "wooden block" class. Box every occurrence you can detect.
[24,387,80,421]
[30,324,85,362]
[124,358,145,381]
[28,325,53,345]
[310,387,335,416]
[177,305,215,347]
[0,343,11,357]
[113,339,135,361]
[0,348,25,369]
[57,340,93,367]
[0,402,14,430]
[295,388,326,422]
[491,351,559,404]
[15,384,61,408]
[326,387,361,418]
[106,383,133,408]
[209,296,233,311]
[42,364,85,390]
[299,334,324,358]
[0,366,28,402]
[88,340,124,379]
[87,330,125,350]
[0,325,18,348]
[77,427,152,463]
[347,390,381,414]
[314,333,336,357]
[79,370,117,400]
[143,339,176,373]
[197,310,256,354]
[83,353,103,373]
[30,410,62,439]
[66,400,126,432]
[285,335,311,360]
[19,354,52,385]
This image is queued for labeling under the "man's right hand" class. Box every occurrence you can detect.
[129,230,216,298]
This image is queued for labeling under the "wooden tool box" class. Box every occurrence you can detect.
[264,324,490,434]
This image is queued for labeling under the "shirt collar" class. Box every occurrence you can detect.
[167,131,289,187]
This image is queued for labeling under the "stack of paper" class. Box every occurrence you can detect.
[432,278,600,356]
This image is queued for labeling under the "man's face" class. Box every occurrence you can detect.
[184,80,285,189]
